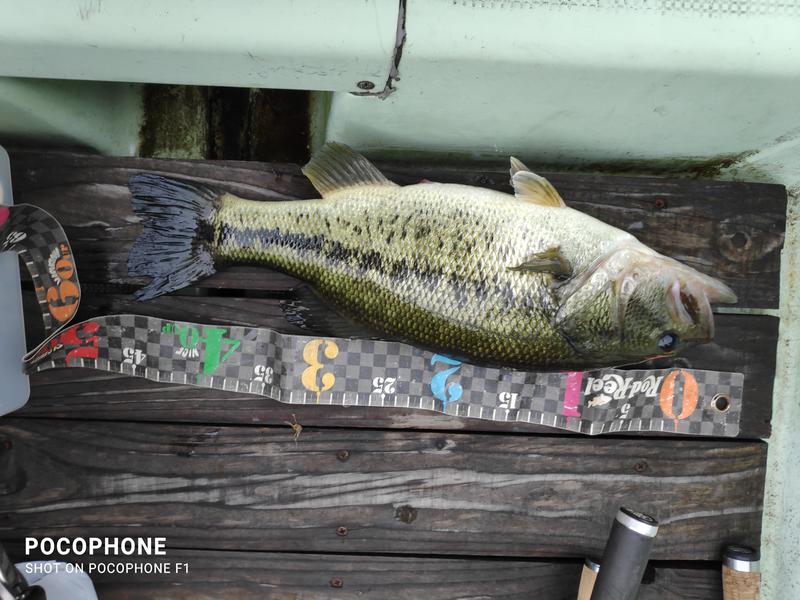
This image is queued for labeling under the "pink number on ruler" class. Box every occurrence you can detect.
[562,371,583,417]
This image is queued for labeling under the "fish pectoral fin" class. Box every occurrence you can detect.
[509,247,572,277]
[509,159,566,208]
[302,142,399,199]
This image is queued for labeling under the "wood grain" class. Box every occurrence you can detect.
[3,149,777,599]
[577,563,599,600]
[19,291,776,438]
[8,149,785,308]
[722,565,761,600]
[0,419,765,560]
[7,548,724,600]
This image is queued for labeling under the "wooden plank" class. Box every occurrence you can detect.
[6,547,724,599]
[0,419,765,560]
[9,149,785,308]
[20,291,776,438]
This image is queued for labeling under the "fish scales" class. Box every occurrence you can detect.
[127,143,738,369]
[212,183,626,367]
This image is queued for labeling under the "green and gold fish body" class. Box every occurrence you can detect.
[128,143,738,369]
[213,184,627,367]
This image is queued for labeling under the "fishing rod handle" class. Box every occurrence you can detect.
[576,558,600,600]
[589,507,659,600]
[722,546,760,600]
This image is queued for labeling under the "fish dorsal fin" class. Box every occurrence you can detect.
[509,157,566,208]
[509,156,528,177]
[302,142,398,198]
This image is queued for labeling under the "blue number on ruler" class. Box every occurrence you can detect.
[430,354,463,405]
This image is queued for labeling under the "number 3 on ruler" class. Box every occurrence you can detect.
[431,354,462,405]
[301,339,339,402]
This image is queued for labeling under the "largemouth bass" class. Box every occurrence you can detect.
[128,143,736,368]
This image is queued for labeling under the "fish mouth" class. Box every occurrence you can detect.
[667,280,715,340]
[677,264,738,305]
[664,261,737,341]
[555,244,738,345]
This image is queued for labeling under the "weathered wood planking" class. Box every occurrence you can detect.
[9,149,785,308]
[7,547,724,600]
[19,290,775,438]
[0,419,765,560]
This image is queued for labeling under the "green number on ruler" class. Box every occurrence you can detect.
[164,323,241,379]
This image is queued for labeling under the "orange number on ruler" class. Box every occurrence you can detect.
[659,369,699,430]
[45,244,80,323]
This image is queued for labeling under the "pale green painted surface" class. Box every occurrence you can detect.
[0,77,142,155]
[761,190,800,600]
[0,0,400,155]
[720,144,800,600]
[324,0,800,165]
[0,0,398,94]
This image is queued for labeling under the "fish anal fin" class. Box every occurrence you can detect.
[302,142,398,199]
[509,247,572,278]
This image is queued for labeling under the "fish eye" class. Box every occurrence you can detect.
[657,332,678,352]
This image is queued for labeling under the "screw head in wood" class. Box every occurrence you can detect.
[330,577,344,588]
[336,526,348,536]
[730,231,750,249]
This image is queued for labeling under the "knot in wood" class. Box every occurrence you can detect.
[394,505,418,524]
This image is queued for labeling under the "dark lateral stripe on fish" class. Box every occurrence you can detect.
[216,224,517,311]
[218,224,326,255]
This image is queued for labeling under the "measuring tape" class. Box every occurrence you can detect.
[3,204,743,437]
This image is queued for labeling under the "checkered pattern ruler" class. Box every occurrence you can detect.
[1,204,80,335]
[25,315,743,437]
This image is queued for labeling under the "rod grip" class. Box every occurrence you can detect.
[722,546,760,600]
[577,558,600,600]
[590,507,659,600]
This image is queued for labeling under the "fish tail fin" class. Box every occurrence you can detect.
[127,174,221,301]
